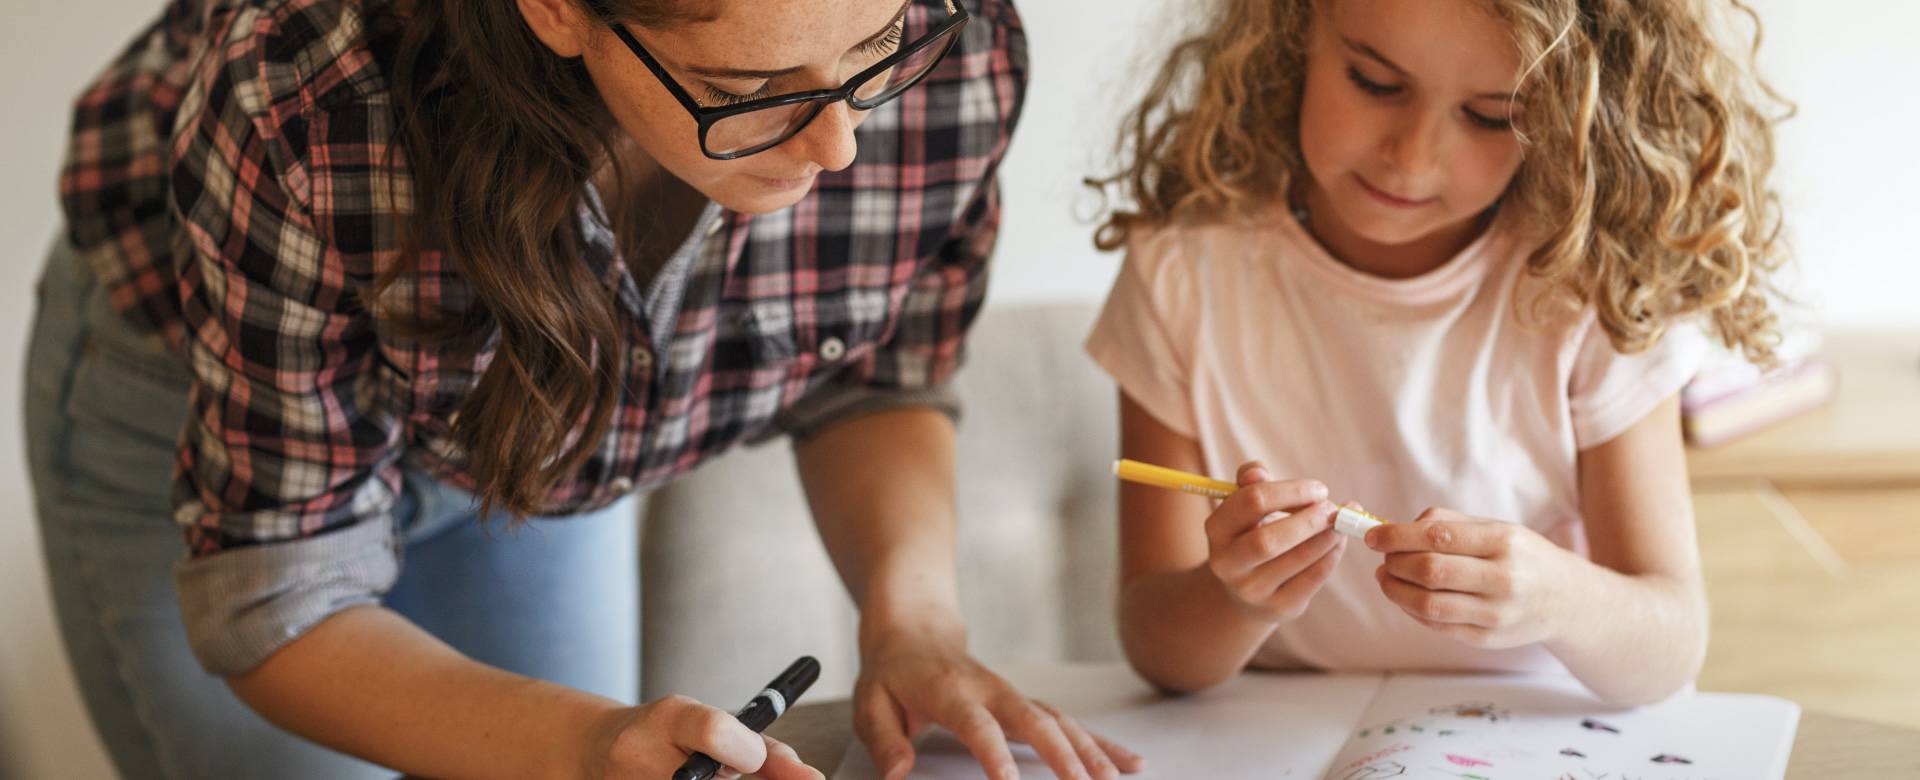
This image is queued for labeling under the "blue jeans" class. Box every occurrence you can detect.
[24,235,641,779]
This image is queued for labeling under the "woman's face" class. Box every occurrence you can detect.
[1297,0,1527,253]
[520,0,910,214]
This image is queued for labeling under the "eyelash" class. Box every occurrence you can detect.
[858,20,906,57]
[705,83,772,107]
[1346,66,1515,132]
[702,20,906,107]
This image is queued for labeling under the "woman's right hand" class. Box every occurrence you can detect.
[580,695,823,780]
[1203,461,1347,623]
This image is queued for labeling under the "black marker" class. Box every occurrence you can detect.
[673,656,821,780]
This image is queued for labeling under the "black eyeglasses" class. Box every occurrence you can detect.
[608,0,971,160]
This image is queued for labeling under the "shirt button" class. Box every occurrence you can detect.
[705,218,724,237]
[818,337,846,362]
[610,477,634,493]
[631,345,652,373]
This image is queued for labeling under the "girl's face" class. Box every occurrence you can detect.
[521,0,909,214]
[1298,0,1527,262]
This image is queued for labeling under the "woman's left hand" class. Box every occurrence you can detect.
[852,617,1144,780]
[1364,507,1589,649]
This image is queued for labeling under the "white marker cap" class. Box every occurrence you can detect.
[1333,506,1384,540]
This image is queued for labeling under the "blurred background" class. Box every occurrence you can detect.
[3,1,1915,777]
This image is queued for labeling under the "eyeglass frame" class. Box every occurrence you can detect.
[605,0,971,160]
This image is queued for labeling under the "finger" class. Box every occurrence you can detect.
[1232,523,1343,594]
[1413,615,1496,647]
[944,704,1019,780]
[1090,731,1147,774]
[1365,512,1512,558]
[1380,551,1508,596]
[755,736,825,780]
[1374,564,1500,626]
[1000,700,1090,780]
[1032,702,1123,779]
[668,701,768,776]
[1034,701,1144,776]
[1258,535,1345,616]
[1215,502,1338,579]
[1236,460,1272,486]
[1207,480,1329,545]
[853,685,916,780]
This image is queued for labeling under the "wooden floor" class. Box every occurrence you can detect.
[1693,484,1920,728]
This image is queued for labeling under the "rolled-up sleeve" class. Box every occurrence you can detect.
[166,4,406,675]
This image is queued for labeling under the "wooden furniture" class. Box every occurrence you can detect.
[1685,330,1920,729]
[1687,330,1920,487]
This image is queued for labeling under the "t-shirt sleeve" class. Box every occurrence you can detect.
[1083,230,1198,438]
[1567,317,1710,449]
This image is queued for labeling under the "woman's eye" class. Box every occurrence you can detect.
[1347,66,1402,97]
[857,20,906,57]
[705,83,772,106]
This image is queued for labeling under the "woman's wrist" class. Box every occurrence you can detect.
[859,599,968,658]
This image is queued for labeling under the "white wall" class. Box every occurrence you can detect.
[991,0,1920,321]
[1,0,155,775]
[3,1,1915,777]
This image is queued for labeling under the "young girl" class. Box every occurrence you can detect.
[1086,0,1786,706]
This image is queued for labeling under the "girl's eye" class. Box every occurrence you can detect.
[1347,66,1403,97]
[704,83,773,107]
[1464,108,1514,131]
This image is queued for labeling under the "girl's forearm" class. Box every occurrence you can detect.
[1117,566,1282,693]
[1546,564,1709,706]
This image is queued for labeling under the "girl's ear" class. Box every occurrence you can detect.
[517,0,593,58]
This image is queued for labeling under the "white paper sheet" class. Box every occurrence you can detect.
[829,664,1799,780]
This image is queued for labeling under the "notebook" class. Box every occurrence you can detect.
[829,663,1799,779]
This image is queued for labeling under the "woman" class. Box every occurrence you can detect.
[27,0,1141,776]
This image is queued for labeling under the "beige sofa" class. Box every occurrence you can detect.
[638,303,1127,705]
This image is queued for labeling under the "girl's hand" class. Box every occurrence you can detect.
[1364,507,1587,649]
[853,620,1144,780]
[1203,461,1346,623]
[580,696,823,780]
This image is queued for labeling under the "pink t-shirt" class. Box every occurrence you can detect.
[1085,207,1705,675]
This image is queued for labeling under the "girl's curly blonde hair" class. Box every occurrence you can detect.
[1092,0,1793,364]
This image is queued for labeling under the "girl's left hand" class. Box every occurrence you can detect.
[1363,507,1588,649]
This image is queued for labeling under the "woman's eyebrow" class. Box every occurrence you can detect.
[683,0,914,80]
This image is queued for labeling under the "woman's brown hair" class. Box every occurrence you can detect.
[379,0,702,516]
[1092,0,1794,365]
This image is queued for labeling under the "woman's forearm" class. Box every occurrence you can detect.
[229,605,621,780]
[792,407,967,645]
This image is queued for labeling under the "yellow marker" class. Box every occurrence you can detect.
[1111,458,1391,539]
[1112,458,1238,499]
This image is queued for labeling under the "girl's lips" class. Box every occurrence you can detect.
[1356,175,1436,209]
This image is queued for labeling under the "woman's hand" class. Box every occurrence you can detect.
[852,617,1144,780]
[580,695,823,780]
[1202,461,1347,623]
[1365,507,1586,649]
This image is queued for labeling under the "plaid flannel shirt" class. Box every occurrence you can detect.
[58,0,1025,673]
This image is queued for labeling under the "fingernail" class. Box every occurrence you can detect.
[1249,467,1271,483]
[1365,528,1381,547]
[1259,510,1285,527]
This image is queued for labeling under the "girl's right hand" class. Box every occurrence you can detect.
[580,695,823,780]
[1203,461,1347,623]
